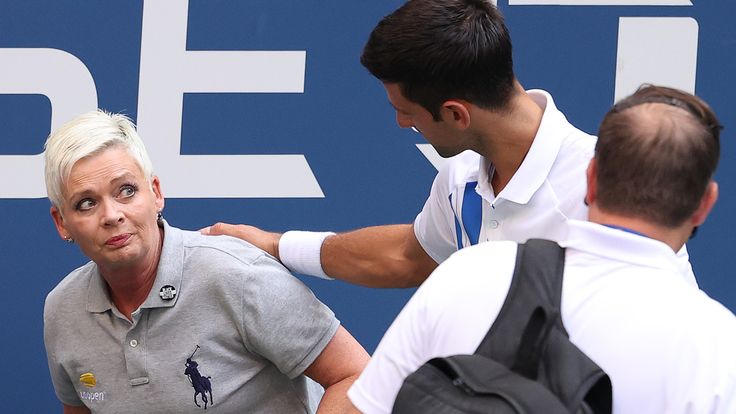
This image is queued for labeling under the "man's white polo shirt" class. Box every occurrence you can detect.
[411,89,696,286]
[413,90,595,263]
[349,220,736,413]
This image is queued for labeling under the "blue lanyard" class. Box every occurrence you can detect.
[602,224,648,239]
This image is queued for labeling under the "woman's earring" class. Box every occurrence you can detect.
[65,237,74,244]
[157,210,163,224]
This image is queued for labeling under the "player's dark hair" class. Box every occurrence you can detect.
[361,0,515,120]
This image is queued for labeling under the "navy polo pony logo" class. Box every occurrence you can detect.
[184,345,214,409]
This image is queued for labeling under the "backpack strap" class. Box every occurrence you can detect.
[475,239,565,363]
[475,239,613,413]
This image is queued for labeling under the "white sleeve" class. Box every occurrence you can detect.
[413,168,460,265]
[347,284,432,414]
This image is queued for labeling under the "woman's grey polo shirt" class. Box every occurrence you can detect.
[44,221,339,413]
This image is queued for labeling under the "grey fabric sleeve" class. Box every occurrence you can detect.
[241,255,340,379]
[44,293,84,406]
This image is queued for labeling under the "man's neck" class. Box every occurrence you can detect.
[472,87,543,195]
[588,205,690,253]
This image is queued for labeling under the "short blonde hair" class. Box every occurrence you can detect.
[44,110,154,208]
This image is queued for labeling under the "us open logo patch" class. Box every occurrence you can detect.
[79,372,105,402]
[79,372,96,388]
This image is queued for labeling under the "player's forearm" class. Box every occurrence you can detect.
[320,224,438,288]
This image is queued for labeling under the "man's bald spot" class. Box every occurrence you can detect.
[618,102,706,150]
[594,96,718,228]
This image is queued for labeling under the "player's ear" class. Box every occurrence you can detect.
[441,100,471,129]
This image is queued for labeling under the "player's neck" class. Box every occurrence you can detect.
[474,89,543,195]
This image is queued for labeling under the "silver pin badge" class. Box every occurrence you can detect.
[159,285,177,301]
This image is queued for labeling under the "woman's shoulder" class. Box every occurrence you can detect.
[45,261,97,311]
[176,230,314,305]
[181,230,272,264]
[178,229,294,284]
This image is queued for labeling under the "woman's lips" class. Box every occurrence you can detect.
[106,233,132,247]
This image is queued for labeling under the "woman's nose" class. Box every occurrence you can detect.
[101,201,124,225]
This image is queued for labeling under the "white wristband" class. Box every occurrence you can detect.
[279,231,335,280]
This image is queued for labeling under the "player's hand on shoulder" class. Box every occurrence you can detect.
[200,222,281,259]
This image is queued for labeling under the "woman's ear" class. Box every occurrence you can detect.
[50,206,70,240]
[151,176,165,212]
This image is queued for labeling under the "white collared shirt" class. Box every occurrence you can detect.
[349,220,736,413]
[412,89,697,286]
[413,90,595,262]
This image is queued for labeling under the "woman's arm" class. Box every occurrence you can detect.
[303,326,370,414]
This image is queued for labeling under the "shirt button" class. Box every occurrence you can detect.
[129,339,139,348]
[489,220,499,229]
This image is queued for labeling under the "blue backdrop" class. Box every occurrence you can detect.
[0,1,734,411]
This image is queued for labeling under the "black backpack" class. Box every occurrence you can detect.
[392,239,612,413]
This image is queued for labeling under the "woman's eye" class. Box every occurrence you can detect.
[120,184,137,198]
[76,199,95,211]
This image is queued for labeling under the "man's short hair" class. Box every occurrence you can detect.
[360,0,515,120]
[595,85,721,227]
